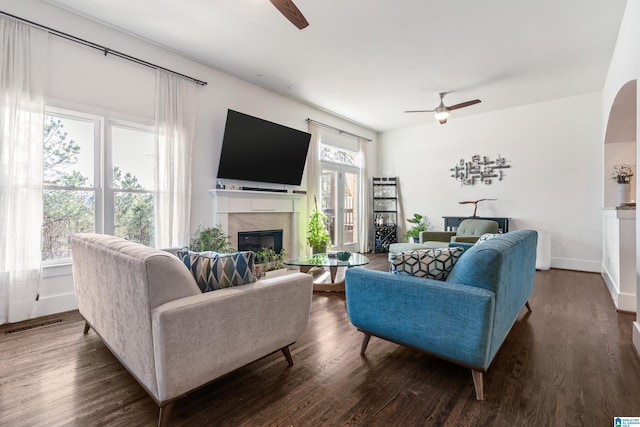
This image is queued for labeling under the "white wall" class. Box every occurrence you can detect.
[602,0,640,356]
[0,0,377,321]
[378,92,603,272]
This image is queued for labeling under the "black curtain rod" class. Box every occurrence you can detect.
[0,10,207,86]
[306,118,372,142]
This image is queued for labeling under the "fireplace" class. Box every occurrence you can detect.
[210,189,307,257]
[238,229,283,253]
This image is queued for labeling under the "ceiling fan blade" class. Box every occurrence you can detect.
[404,109,435,113]
[269,0,309,29]
[448,99,481,111]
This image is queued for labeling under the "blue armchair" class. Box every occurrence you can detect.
[345,230,537,400]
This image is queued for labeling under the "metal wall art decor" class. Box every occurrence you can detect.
[450,154,510,186]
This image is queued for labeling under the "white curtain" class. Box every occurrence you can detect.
[306,121,321,252]
[154,71,197,248]
[0,17,48,324]
[357,137,370,253]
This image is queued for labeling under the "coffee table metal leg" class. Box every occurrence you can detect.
[329,266,337,283]
[299,266,313,274]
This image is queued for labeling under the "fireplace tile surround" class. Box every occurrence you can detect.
[209,189,307,257]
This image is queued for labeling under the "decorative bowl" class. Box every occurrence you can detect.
[336,251,351,261]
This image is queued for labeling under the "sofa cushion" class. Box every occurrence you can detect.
[391,247,464,280]
[176,250,257,292]
[456,219,500,236]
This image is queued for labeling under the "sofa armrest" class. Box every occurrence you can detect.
[151,272,313,402]
[451,235,481,243]
[419,231,456,243]
[345,268,495,369]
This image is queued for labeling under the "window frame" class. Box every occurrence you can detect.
[42,107,104,266]
[42,105,156,265]
[104,119,156,239]
[319,141,361,251]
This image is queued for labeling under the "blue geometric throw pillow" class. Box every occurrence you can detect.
[391,247,463,281]
[175,250,257,292]
[213,251,257,289]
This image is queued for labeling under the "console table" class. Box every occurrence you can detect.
[443,216,510,233]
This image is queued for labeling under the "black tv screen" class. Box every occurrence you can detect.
[217,110,311,186]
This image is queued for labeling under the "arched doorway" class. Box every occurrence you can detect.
[602,80,637,313]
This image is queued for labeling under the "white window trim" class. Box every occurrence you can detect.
[42,107,104,267]
[104,119,155,236]
[42,106,156,267]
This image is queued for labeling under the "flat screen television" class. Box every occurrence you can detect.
[216,109,311,186]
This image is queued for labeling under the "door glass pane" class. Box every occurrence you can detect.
[343,172,358,245]
[320,145,358,166]
[321,169,338,246]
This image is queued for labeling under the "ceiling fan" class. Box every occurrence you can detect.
[269,0,309,29]
[405,92,481,124]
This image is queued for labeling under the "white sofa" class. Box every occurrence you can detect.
[71,233,313,426]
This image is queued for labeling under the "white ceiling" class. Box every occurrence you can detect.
[45,0,628,132]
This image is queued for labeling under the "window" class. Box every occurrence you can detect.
[42,108,156,262]
[42,112,99,261]
[110,124,155,247]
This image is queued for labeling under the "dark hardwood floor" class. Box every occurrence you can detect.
[1,254,639,426]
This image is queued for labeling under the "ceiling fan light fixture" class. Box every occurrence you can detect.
[404,92,481,125]
[434,109,449,121]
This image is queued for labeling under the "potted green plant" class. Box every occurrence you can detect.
[255,247,287,278]
[402,213,432,242]
[189,225,233,253]
[307,195,331,253]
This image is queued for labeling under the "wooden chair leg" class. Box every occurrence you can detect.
[281,346,294,366]
[471,369,485,400]
[360,332,372,355]
[525,300,532,312]
[158,402,174,427]
[83,322,91,335]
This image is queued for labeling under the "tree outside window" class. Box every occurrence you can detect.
[42,116,95,260]
[42,111,155,261]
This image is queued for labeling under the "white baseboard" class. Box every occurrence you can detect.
[617,293,637,313]
[551,257,601,273]
[634,322,640,359]
[33,292,78,319]
[601,265,637,313]
[602,269,619,307]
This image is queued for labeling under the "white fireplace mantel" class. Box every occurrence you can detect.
[209,189,307,256]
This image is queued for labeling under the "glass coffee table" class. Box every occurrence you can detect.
[284,252,370,292]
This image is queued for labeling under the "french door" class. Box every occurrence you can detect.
[321,164,359,252]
